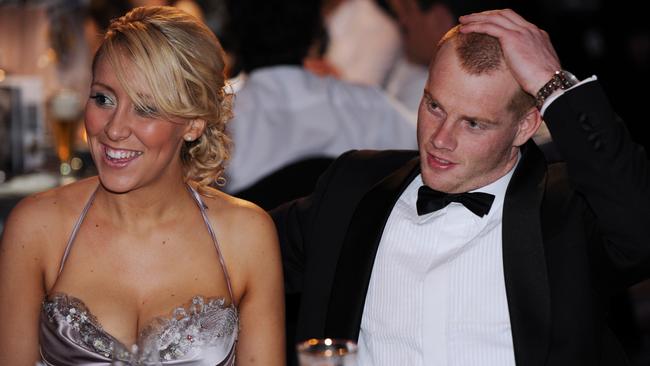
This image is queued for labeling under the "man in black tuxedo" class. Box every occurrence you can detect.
[273,9,650,365]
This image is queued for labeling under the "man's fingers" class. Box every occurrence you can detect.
[489,8,530,27]
[460,12,519,32]
[459,9,539,34]
[458,21,515,39]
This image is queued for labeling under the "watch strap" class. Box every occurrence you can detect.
[535,70,579,109]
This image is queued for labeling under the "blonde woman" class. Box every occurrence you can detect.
[0,6,284,365]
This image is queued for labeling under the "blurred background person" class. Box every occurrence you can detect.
[86,0,204,58]
[129,0,204,20]
[321,0,402,87]
[222,1,416,363]
[222,0,417,206]
[385,0,504,112]
[384,0,455,112]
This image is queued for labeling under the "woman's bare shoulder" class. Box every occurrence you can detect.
[203,190,273,227]
[199,187,278,249]
[9,177,98,221]
[198,188,282,301]
[2,177,99,250]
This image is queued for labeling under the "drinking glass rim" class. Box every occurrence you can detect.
[296,338,358,357]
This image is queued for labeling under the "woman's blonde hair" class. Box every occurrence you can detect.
[95,6,232,193]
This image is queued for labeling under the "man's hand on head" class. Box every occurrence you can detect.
[458,9,562,96]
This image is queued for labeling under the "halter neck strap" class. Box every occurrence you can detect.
[186,184,236,306]
[58,186,99,275]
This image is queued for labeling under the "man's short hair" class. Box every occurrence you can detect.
[438,26,536,120]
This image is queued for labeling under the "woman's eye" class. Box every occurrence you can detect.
[134,104,158,117]
[89,93,113,107]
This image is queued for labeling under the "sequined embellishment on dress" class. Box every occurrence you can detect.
[43,292,238,364]
[141,296,238,362]
[43,293,130,360]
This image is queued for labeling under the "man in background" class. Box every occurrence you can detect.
[223,0,416,202]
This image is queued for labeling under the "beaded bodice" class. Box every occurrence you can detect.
[38,185,238,365]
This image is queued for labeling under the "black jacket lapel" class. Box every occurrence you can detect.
[502,142,551,366]
[324,142,552,360]
[325,157,420,340]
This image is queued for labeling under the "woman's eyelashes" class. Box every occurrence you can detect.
[90,92,158,118]
[134,104,158,118]
[90,93,114,108]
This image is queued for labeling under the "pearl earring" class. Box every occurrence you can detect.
[184,135,193,142]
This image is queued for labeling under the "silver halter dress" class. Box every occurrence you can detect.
[39,186,238,365]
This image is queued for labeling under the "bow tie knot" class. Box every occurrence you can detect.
[416,186,495,217]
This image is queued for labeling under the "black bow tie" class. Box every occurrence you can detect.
[416,186,495,217]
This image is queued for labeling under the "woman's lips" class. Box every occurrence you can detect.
[102,145,143,167]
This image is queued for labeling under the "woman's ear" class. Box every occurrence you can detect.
[183,118,207,142]
[513,108,543,147]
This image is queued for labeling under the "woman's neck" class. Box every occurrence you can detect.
[93,177,196,231]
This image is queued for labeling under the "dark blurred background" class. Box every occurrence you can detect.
[1,0,649,365]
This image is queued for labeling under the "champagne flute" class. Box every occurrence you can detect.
[49,88,82,184]
[296,338,358,366]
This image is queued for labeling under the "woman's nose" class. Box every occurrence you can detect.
[104,109,132,141]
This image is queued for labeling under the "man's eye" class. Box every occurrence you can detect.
[89,93,113,107]
[466,119,482,129]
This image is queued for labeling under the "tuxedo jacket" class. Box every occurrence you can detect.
[272,81,650,365]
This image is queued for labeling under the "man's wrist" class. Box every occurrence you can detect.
[535,70,580,110]
[539,75,598,115]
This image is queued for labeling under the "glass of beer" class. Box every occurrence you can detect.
[49,89,82,183]
[296,338,358,366]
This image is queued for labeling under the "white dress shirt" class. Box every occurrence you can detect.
[224,66,417,193]
[357,165,518,366]
[385,56,429,113]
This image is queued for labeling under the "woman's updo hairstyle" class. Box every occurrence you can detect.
[95,6,232,193]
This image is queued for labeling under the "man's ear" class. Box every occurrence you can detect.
[513,108,543,147]
[183,118,207,142]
